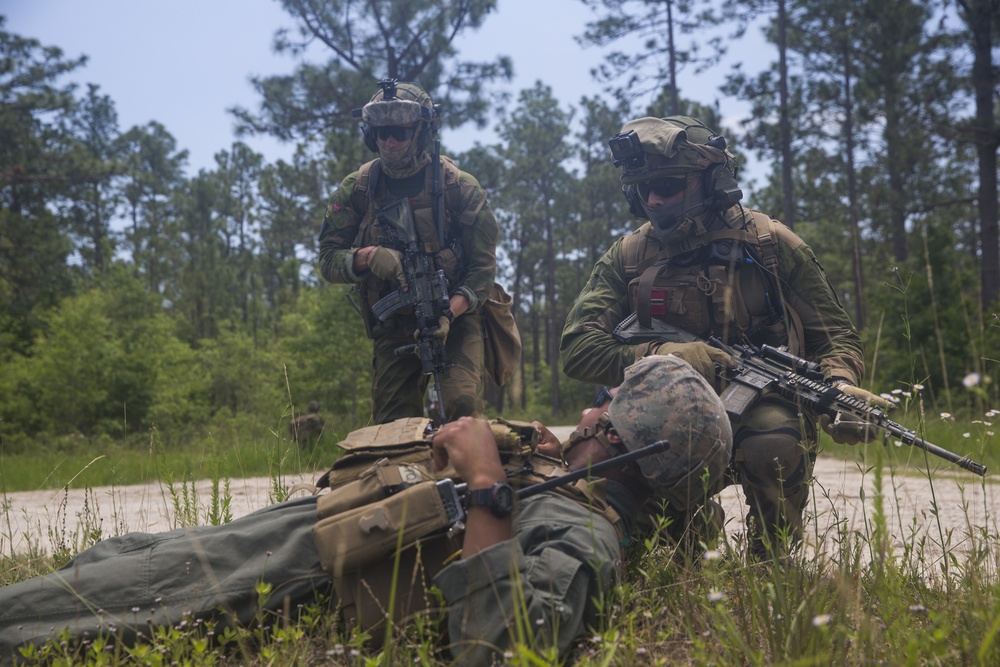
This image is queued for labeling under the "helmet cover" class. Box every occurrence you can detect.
[608,355,733,510]
[361,82,439,177]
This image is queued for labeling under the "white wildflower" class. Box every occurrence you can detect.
[708,589,726,602]
[812,614,832,627]
[964,373,982,388]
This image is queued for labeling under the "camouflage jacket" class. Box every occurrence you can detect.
[435,489,623,665]
[317,156,498,323]
[560,207,864,387]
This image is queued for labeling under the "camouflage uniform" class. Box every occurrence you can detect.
[317,82,498,423]
[1,358,732,665]
[561,115,865,556]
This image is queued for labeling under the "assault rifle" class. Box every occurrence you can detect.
[370,145,451,425]
[614,314,987,477]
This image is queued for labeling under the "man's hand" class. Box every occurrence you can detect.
[531,421,561,457]
[433,417,512,557]
[367,247,408,288]
[432,417,505,488]
[655,342,734,389]
[818,411,881,446]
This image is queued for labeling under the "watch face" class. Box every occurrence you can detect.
[469,483,515,517]
[494,483,514,514]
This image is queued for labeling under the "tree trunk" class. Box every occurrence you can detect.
[778,0,795,229]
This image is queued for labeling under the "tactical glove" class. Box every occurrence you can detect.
[832,380,893,411]
[367,247,407,287]
[818,411,881,446]
[655,342,733,390]
[415,315,450,343]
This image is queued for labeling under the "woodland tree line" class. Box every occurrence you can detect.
[1,0,999,453]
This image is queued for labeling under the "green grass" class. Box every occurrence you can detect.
[2,412,999,665]
[1,384,998,665]
[4,455,1000,666]
[0,425,346,494]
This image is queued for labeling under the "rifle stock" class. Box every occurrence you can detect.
[613,315,987,476]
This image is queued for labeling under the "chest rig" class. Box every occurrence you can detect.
[354,157,484,281]
[309,417,623,643]
[622,210,797,351]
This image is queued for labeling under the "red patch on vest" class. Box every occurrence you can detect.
[329,201,341,215]
[650,289,667,317]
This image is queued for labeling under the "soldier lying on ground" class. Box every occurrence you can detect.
[0,356,731,665]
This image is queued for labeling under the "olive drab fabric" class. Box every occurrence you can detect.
[317,150,500,422]
[482,282,522,386]
[560,135,865,557]
[308,417,623,644]
[560,206,864,388]
[321,157,492,336]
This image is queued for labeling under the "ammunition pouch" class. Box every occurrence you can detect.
[313,481,452,577]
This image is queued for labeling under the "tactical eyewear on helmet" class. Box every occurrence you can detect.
[593,386,614,408]
[375,125,418,142]
[637,177,687,201]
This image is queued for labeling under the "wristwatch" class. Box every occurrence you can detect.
[466,482,515,517]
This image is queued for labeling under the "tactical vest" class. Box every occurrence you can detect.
[621,208,807,355]
[308,417,623,645]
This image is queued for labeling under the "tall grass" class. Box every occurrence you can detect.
[2,292,998,664]
[2,406,998,665]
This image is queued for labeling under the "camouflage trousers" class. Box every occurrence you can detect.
[0,497,330,661]
[370,310,484,424]
[729,394,817,557]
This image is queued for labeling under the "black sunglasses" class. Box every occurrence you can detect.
[637,177,687,201]
[593,386,614,408]
[375,125,418,142]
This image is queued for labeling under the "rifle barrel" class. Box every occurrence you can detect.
[516,440,669,500]
[885,420,987,476]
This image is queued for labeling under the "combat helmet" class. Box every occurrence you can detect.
[608,115,742,243]
[355,79,441,177]
[606,354,732,511]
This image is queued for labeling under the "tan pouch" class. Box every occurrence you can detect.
[313,481,450,577]
[317,459,433,519]
[482,282,522,386]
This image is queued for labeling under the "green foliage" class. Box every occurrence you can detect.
[0,22,84,355]
[276,283,373,436]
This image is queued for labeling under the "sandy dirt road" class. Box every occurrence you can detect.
[3,428,996,564]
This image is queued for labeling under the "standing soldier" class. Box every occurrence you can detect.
[560,115,890,559]
[318,80,498,424]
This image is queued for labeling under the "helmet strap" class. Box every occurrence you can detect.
[561,413,627,465]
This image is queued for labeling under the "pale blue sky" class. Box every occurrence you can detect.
[5,0,764,182]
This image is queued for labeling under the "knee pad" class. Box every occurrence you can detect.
[735,427,809,493]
